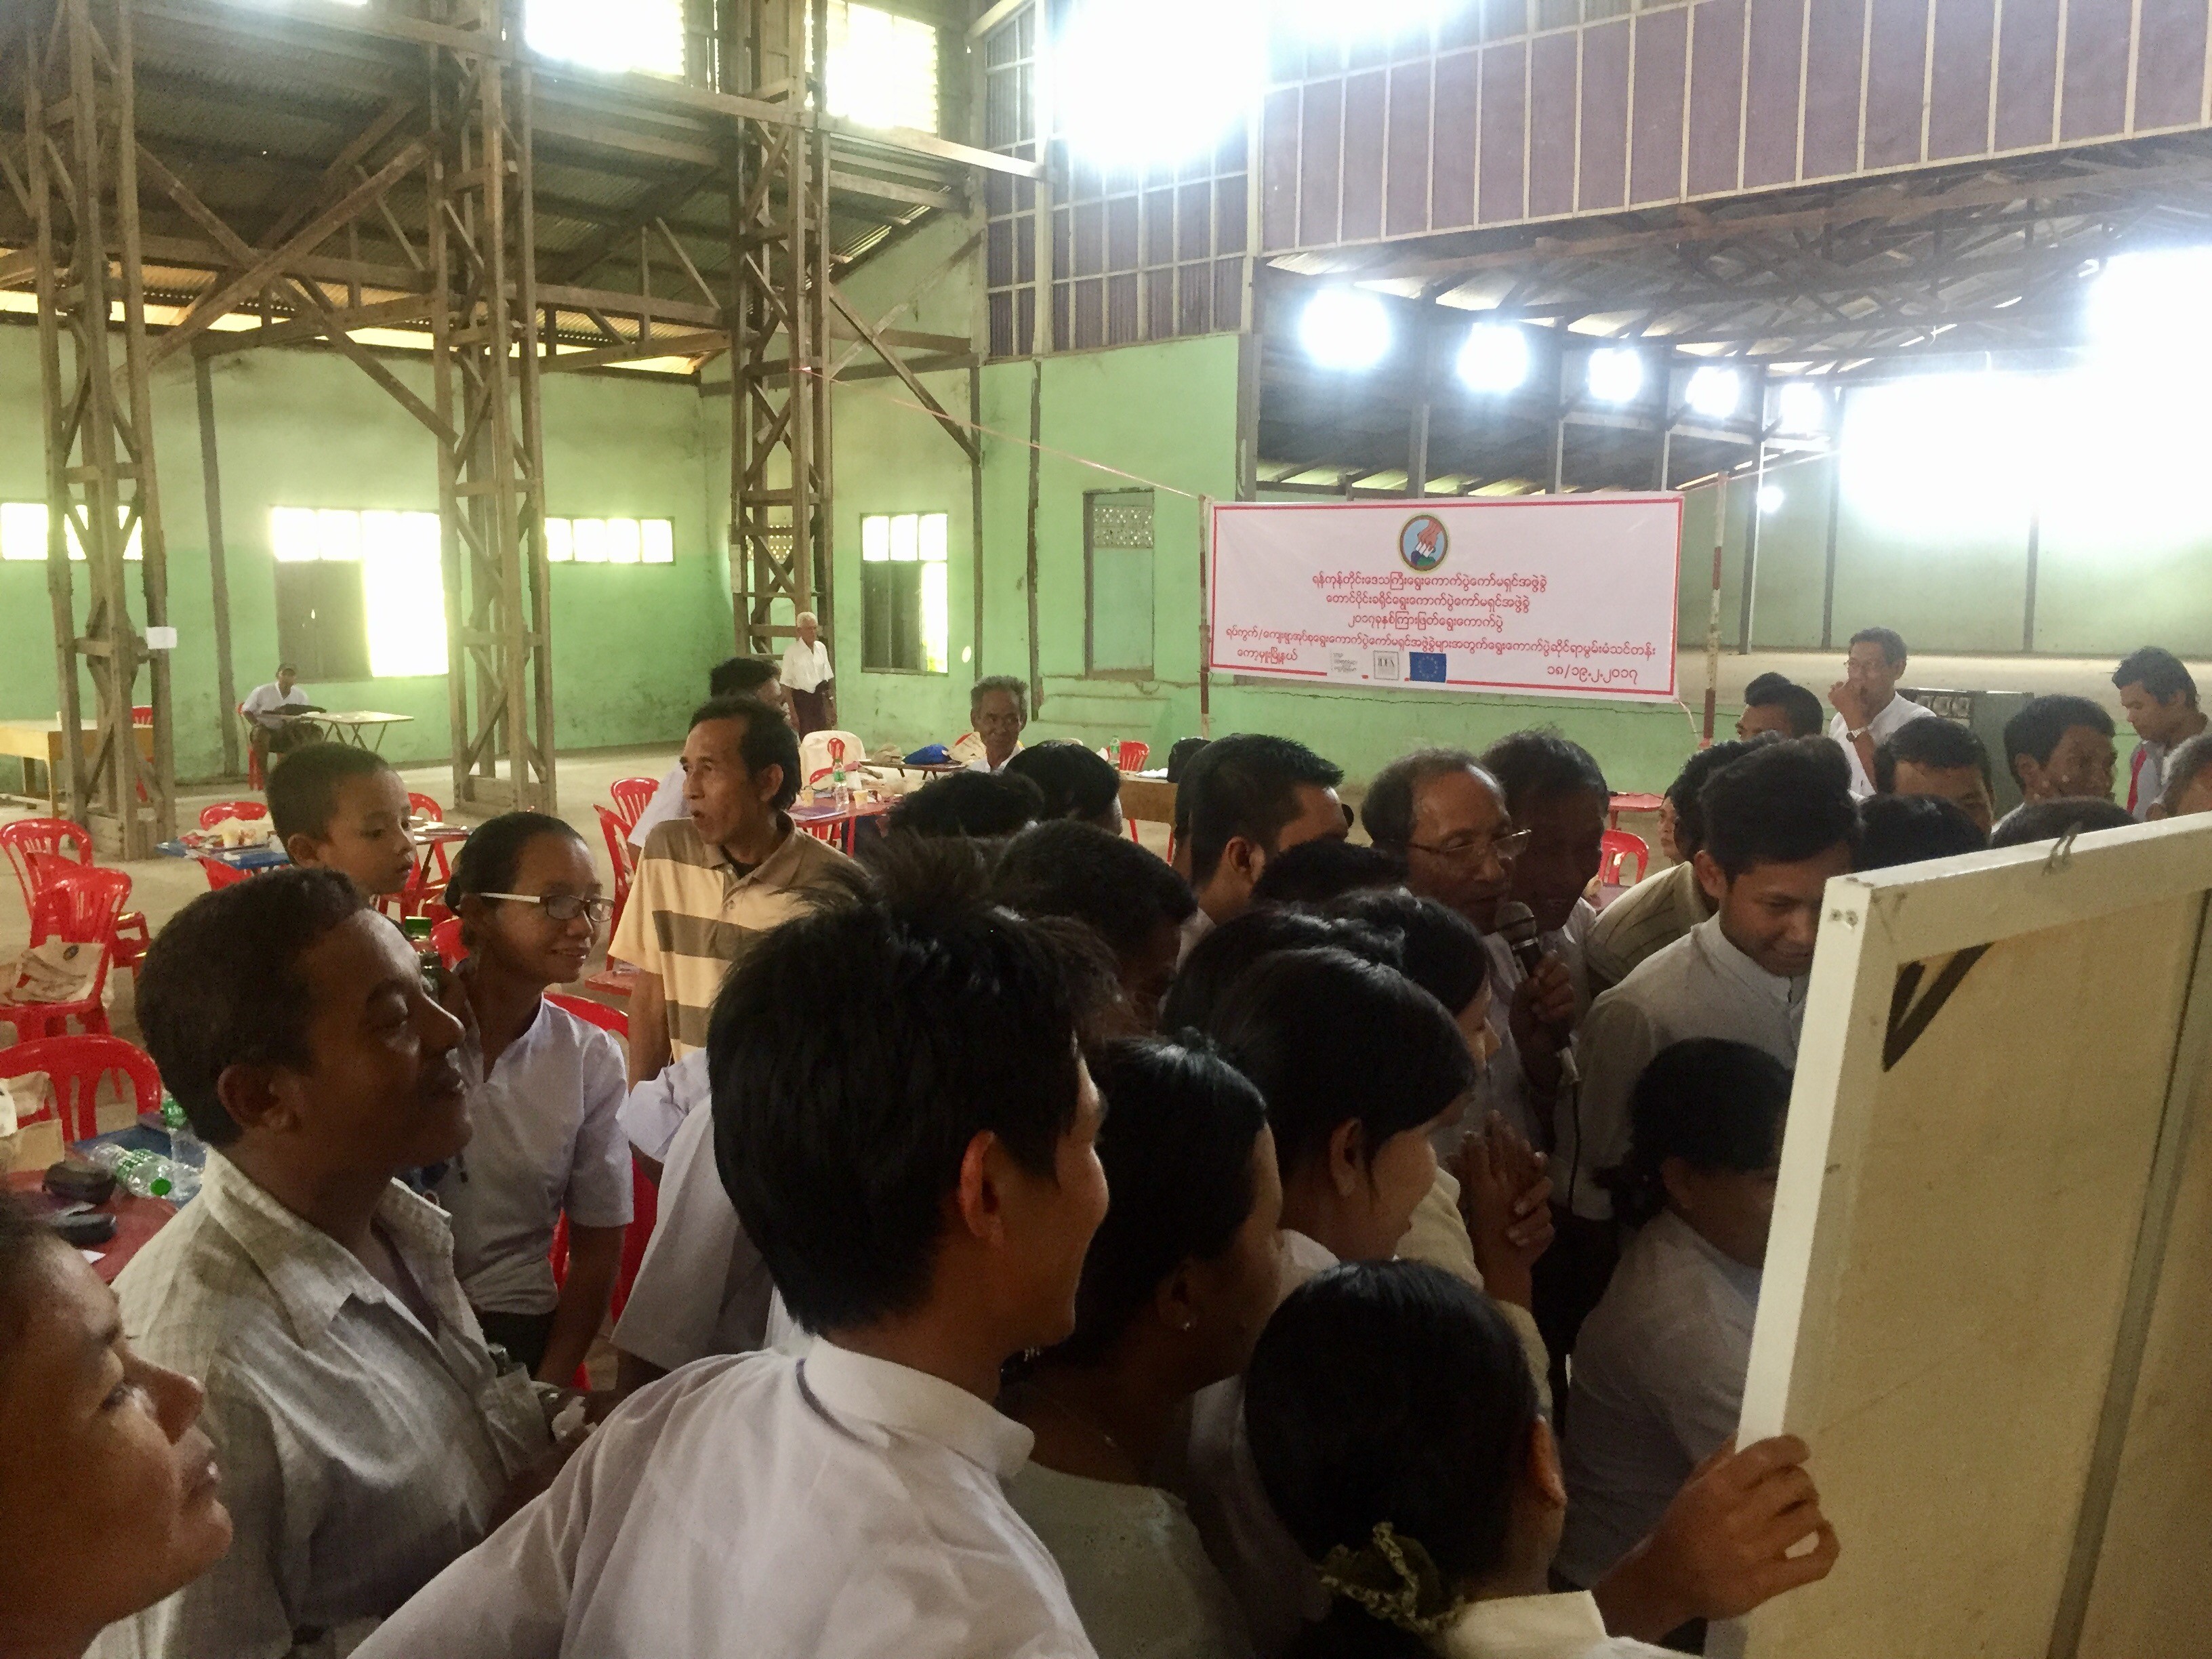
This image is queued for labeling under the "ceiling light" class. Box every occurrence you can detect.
[1587,346,1644,404]
[1778,380,1830,433]
[1058,0,1265,169]
[1300,289,1393,371]
[1757,485,1785,514]
[1456,323,1530,394]
[1684,365,1743,419]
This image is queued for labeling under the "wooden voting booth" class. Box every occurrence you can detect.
[1715,816,2212,1659]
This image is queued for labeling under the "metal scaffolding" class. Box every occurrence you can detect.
[22,0,177,857]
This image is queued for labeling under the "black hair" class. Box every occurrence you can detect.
[2162,733,2212,813]
[1251,839,1408,906]
[1324,890,1490,1017]
[443,810,587,909]
[886,769,1045,839]
[1361,748,1488,855]
[1849,626,1908,667]
[2002,695,2115,782]
[709,842,1113,1332]
[1989,796,2136,849]
[1185,733,1345,884]
[2112,646,2197,709]
[709,656,781,699]
[1003,740,1123,827]
[1664,737,1771,857]
[0,1189,57,1358]
[1049,1037,1270,1367]
[1854,794,1986,869]
[970,674,1029,720]
[1247,1261,1538,1659]
[991,820,1196,958]
[1166,735,1213,784]
[1743,677,1826,738]
[688,693,803,811]
[1171,737,1218,839]
[1609,1039,1790,1228]
[137,867,371,1147]
[1478,729,1609,815]
[266,741,397,844]
[1699,737,1858,880]
[1160,907,1399,1034]
[1206,947,1473,1181]
[1874,717,1992,793]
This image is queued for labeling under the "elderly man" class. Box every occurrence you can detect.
[779,613,834,738]
[951,676,1029,773]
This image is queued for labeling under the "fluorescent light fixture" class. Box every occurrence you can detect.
[1684,365,1743,419]
[1778,380,1830,433]
[1300,289,1393,371]
[1058,0,1264,169]
[1457,323,1531,394]
[2087,246,2212,357]
[1757,485,1785,514]
[1587,346,1644,404]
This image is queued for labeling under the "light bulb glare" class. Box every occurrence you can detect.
[1685,365,1743,419]
[1587,346,1645,404]
[1299,289,1393,371]
[1457,323,1531,394]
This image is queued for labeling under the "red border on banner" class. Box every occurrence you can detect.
[1207,495,1684,702]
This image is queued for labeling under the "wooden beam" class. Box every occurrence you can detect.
[544,162,720,285]
[253,95,418,252]
[192,293,436,356]
[192,356,240,779]
[828,226,981,378]
[536,280,721,331]
[967,0,1027,39]
[824,281,977,461]
[543,329,726,372]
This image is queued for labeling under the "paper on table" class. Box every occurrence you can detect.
[80,1250,105,1265]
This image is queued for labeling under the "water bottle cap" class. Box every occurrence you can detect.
[148,1176,172,1197]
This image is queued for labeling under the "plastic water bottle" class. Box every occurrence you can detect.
[85,1143,183,1200]
[831,754,850,812]
[161,1096,205,1177]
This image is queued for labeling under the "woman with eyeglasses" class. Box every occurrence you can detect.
[434,812,633,1382]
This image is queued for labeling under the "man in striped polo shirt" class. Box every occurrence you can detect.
[612,695,862,1103]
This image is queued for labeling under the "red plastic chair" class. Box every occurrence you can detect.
[593,804,636,937]
[3,858,132,1040]
[548,991,629,1039]
[199,857,253,890]
[199,800,269,830]
[131,705,153,726]
[608,777,659,836]
[241,703,264,789]
[2,818,150,975]
[1599,829,1650,888]
[0,1033,162,1142]
[430,916,467,971]
[409,792,445,823]
[1115,739,1151,772]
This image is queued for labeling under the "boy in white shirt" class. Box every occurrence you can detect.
[357,846,1115,1659]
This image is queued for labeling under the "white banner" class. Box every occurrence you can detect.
[1210,497,1683,702]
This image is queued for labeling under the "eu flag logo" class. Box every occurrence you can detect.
[1409,652,1446,683]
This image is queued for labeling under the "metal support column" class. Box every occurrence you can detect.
[25,0,176,854]
[428,0,556,812]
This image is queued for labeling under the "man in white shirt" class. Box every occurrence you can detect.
[628,657,787,851]
[1825,626,1940,797]
[2114,647,2208,818]
[779,611,834,737]
[239,661,317,775]
[1572,739,1858,1227]
[951,675,1032,773]
[95,868,550,1659]
[357,847,1113,1659]
[1178,733,1349,960]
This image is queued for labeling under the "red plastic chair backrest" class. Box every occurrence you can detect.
[199,800,270,830]
[430,917,468,970]
[28,856,130,947]
[0,1034,162,1142]
[592,804,634,898]
[1115,740,1151,772]
[1,817,94,912]
[547,991,630,1040]
[131,705,153,727]
[607,777,659,834]
[199,857,253,890]
[1599,829,1650,888]
[407,793,445,823]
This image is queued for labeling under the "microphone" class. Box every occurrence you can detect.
[1494,901,1579,1092]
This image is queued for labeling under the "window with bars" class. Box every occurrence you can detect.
[820,1,941,132]
[270,508,447,679]
[0,501,143,562]
[860,510,950,674]
[544,517,676,565]
[983,4,1042,356]
[1084,489,1155,676]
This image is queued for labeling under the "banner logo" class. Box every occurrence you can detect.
[1399,513,1448,572]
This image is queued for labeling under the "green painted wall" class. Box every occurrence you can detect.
[0,325,731,792]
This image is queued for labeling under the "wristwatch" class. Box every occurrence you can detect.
[1845,726,1869,741]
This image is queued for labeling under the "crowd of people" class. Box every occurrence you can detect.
[3,628,2205,1659]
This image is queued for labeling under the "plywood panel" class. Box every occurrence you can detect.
[1743,0,1807,186]
[1261,87,1302,253]
[1386,61,1433,238]
[1298,82,1344,249]
[1927,0,1997,157]
[1863,0,1931,166]
[2059,0,2133,140]
[1479,43,1528,223]
[1687,0,1748,195]
[1734,882,2205,1658]
[1993,0,2062,150]
[1578,22,1632,210]
[1529,33,1580,218]
[1630,9,1689,203]
[2135,0,2211,127]
[1802,0,1868,175]
[1340,70,1387,244]
[1432,48,1479,228]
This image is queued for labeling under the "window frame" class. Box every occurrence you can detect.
[1082,487,1157,679]
[858,508,952,676]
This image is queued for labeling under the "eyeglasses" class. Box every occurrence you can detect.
[1404,828,1533,864]
[476,892,615,926]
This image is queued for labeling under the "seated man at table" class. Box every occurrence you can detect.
[609,694,863,1090]
[628,657,787,852]
[91,867,551,1659]
[267,743,417,899]
[241,661,319,776]
[950,676,1029,773]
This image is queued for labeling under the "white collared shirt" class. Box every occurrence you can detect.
[1431,1591,1676,1658]
[1563,915,1807,1221]
[781,638,834,695]
[434,998,633,1317]
[628,762,687,850]
[241,680,313,729]
[611,1081,775,1372]
[91,1155,548,1659]
[1826,693,1940,797]
[354,1343,1097,1659]
[1556,1212,1760,1588]
[617,1046,712,1164]
[1460,900,1595,1149]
